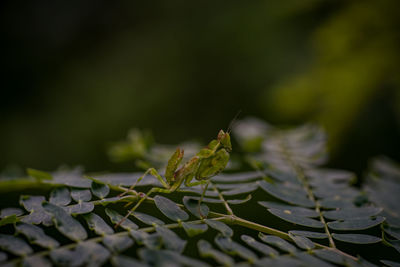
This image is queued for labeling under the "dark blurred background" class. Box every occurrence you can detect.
[1,0,399,175]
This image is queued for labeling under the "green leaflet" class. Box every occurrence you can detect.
[182,222,208,237]
[204,219,233,237]
[49,187,71,206]
[91,181,110,199]
[105,208,138,230]
[0,208,24,218]
[132,211,165,226]
[289,232,315,250]
[0,234,33,256]
[258,233,297,253]
[267,208,324,228]
[102,235,134,253]
[70,188,92,202]
[15,223,59,249]
[258,201,319,217]
[65,202,94,215]
[83,213,114,235]
[0,215,18,227]
[215,235,258,262]
[327,216,385,231]
[43,202,87,241]
[197,240,235,266]
[154,195,189,222]
[183,196,209,219]
[20,195,52,226]
[258,180,314,208]
[27,168,53,181]
[241,235,278,256]
[156,226,187,253]
[323,207,382,220]
[332,233,382,244]
[111,255,148,267]
[288,230,328,239]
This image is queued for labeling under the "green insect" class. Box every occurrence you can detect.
[116,129,232,227]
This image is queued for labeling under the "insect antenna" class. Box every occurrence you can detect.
[226,110,242,134]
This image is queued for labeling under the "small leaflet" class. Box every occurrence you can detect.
[0,234,33,256]
[102,235,134,253]
[49,187,71,206]
[332,233,382,244]
[105,208,138,230]
[289,232,315,250]
[183,196,209,219]
[15,223,59,249]
[241,235,278,256]
[133,212,165,226]
[20,196,52,226]
[154,195,189,222]
[70,188,92,202]
[182,222,208,237]
[83,213,114,235]
[197,239,234,266]
[156,226,187,253]
[214,235,258,262]
[43,202,87,241]
[204,219,233,237]
[91,181,110,199]
[258,233,297,253]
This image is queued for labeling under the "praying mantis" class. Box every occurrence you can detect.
[116,129,232,227]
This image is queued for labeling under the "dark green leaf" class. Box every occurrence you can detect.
[43,202,87,241]
[83,213,114,235]
[139,248,209,267]
[77,241,110,267]
[183,196,209,219]
[294,252,335,267]
[327,216,385,231]
[258,180,314,207]
[323,207,382,220]
[20,196,52,226]
[258,233,297,253]
[27,168,52,181]
[241,235,278,256]
[289,232,315,250]
[0,208,24,218]
[0,234,32,256]
[197,239,234,266]
[204,219,233,237]
[133,211,165,226]
[16,223,59,249]
[268,208,324,228]
[212,171,260,183]
[111,255,148,267]
[91,181,110,199]
[49,247,86,267]
[70,188,92,202]
[103,235,133,253]
[23,255,52,267]
[49,187,71,206]
[288,230,328,239]
[154,195,189,222]
[182,222,208,237]
[105,208,138,230]
[64,202,94,215]
[313,249,347,265]
[0,215,18,227]
[258,201,319,217]
[332,233,381,244]
[215,235,258,262]
[221,183,258,196]
[156,226,187,253]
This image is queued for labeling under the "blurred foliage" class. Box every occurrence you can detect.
[0,0,399,174]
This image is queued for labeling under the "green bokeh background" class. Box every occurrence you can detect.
[1,0,399,175]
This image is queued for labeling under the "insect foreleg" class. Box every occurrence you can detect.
[120,168,169,197]
[116,186,174,228]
